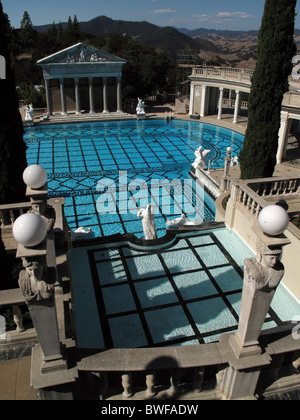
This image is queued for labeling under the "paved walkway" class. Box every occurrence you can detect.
[1,109,299,401]
[0,356,36,400]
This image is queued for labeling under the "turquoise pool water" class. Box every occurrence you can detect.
[68,228,300,349]
[24,119,244,238]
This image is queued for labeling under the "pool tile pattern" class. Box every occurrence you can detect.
[71,231,285,349]
[25,120,244,238]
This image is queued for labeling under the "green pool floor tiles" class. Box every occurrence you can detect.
[161,249,203,274]
[210,265,243,292]
[144,305,196,344]
[96,259,127,285]
[134,277,179,308]
[108,314,148,348]
[126,254,166,280]
[173,271,219,300]
[187,297,238,336]
[196,244,230,268]
[102,284,137,315]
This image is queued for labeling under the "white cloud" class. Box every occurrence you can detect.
[149,9,177,15]
[216,12,253,19]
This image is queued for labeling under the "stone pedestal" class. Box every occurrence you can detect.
[17,241,67,374]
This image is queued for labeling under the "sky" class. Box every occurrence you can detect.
[2,0,300,31]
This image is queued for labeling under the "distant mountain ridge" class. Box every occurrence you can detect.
[33,15,300,67]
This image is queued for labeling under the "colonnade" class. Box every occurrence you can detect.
[44,75,123,116]
[190,84,243,124]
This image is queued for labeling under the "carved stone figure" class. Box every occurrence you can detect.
[29,199,55,232]
[244,240,284,294]
[193,146,211,170]
[18,256,56,303]
[137,204,157,240]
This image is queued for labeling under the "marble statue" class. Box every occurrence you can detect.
[193,146,211,170]
[231,156,240,167]
[24,104,34,123]
[244,240,284,294]
[136,98,146,119]
[71,226,93,241]
[18,256,56,303]
[166,214,187,229]
[137,204,157,240]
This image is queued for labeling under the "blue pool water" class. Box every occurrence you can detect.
[24,119,244,239]
[68,228,300,349]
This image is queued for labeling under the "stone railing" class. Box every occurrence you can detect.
[229,176,300,220]
[191,66,254,84]
[0,202,32,229]
[75,328,300,400]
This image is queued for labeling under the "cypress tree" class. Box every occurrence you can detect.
[0,1,27,205]
[239,0,297,179]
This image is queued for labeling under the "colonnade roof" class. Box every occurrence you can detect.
[37,43,127,66]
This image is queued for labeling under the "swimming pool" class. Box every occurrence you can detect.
[25,119,244,239]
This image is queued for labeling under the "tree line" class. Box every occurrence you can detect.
[5,11,179,107]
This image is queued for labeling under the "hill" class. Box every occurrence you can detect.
[34,15,220,61]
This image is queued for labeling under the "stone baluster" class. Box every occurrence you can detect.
[122,373,133,398]
[12,305,26,332]
[168,370,180,397]
[145,372,157,398]
[193,367,205,393]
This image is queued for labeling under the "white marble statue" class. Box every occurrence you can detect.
[136,98,146,119]
[166,214,187,229]
[231,156,240,167]
[24,104,34,123]
[137,204,157,240]
[71,226,92,241]
[193,146,211,170]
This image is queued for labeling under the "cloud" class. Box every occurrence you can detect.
[216,12,253,19]
[148,9,177,15]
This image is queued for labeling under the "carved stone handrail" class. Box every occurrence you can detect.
[191,66,253,85]
[0,202,32,229]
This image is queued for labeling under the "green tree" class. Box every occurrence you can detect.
[0,1,28,205]
[239,0,297,179]
[19,10,37,51]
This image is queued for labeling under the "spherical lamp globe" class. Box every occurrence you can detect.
[23,165,47,189]
[258,205,290,236]
[13,213,47,247]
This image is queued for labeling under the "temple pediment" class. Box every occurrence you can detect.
[37,43,126,65]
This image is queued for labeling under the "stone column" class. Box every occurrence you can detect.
[103,77,109,114]
[116,75,123,113]
[233,90,240,124]
[89,77,95,114]
[17,243,67,374]
[189,83,195,116]
[59,78,67,115]
[44,78,52,117]
[277,111,291,163]
[219,229,291,399]
[217,87,224,120]
[74,77,81,115]
[200,85,207,117]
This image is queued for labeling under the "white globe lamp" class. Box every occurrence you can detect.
[258,205,290,236]
[23,165,47,189]
[13,213,48,247]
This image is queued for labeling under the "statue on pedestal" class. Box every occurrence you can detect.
[244,240,284,294]
[137,204,157,240]
[29,199,55,232]
[19,256,56,303]
[192,146,211,170]
[23,104,34,124]
[136,98,146,119]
